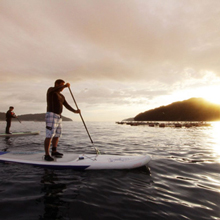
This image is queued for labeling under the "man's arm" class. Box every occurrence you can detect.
[62,83,80,113]
[7,111,16,118]
[63,99,80,114]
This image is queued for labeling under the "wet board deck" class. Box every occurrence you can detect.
[0,151,151,170]
[0,131,40,137]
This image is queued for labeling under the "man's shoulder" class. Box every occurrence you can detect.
[47,87,55,93]
[48,87,54,90]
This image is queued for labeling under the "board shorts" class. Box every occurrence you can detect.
[45,112,62,138]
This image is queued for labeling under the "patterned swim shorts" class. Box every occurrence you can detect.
[45,112,62,138]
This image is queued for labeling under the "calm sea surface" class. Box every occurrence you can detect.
[0,121,220,220]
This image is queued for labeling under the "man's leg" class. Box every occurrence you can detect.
[51,137,63,157]
[44,112,57,161]
[52,137,59,151]
[6,120,11,134]
[44,137,52,155]
[44,137,54,161]
[51,117,63,157]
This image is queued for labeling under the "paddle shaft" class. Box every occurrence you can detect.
[16,117,21,123]
[68,87,94,144]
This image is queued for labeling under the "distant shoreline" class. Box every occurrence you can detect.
[133,98,220,122]
[0,113,72,121]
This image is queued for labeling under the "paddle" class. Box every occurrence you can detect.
[16,116,21,123]
[68,87,100,154]
[13,113,21,123]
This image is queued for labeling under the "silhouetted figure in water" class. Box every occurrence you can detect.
[5,106,16,134]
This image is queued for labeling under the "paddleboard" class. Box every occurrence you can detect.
[0,131,40,138]
[0,151,151,170]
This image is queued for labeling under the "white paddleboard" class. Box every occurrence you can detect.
[0,151,151,170]
[0,131,40,137]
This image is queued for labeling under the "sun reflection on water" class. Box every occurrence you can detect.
[210,121,220,162]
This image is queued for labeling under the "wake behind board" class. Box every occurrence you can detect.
[0,151,151,170]
[0,131,40,138]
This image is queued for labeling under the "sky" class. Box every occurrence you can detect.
[1,0,220,121]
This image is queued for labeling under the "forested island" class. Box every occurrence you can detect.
[0,113,72,121]
[134,98,220,121]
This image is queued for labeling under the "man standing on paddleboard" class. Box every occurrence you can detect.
[5,106,17,134]
[44,79,80,161]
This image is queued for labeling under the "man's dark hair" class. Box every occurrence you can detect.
[54,79,65,86]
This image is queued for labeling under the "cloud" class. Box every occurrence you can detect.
[1,0,220,83]
[1,0,220,120]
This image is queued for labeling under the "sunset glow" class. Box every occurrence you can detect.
[199,86,220,105]
[210,122,220,162]
[0,1,220,121]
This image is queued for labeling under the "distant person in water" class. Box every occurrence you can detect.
[44,79,80,161]
[5,106,16,134]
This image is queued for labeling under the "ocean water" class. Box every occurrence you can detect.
[0,121,219,220]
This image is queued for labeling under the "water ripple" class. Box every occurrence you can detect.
[0,121,220,219]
